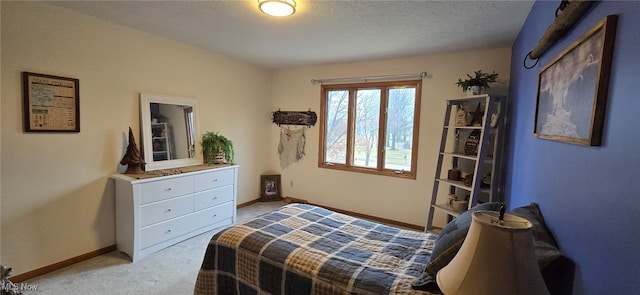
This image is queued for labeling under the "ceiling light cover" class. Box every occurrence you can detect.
[259,0,296,17]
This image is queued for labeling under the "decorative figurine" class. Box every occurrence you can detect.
[455,105,468,126]
[120,127,146,174]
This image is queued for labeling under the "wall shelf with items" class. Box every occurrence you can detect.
[425,94,505,232]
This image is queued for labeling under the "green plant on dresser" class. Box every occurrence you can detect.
[201,131,234,164]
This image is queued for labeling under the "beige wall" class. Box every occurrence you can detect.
[1,2,271,274]
[269,48,512,227]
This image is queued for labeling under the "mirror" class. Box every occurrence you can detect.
[139,93,202,171]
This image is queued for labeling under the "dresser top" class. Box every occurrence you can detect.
[112,164,238,182]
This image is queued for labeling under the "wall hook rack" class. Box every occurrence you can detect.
[272,110,317,127]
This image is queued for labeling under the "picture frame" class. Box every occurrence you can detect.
[260,174,282,201]
[22,72,80,132]
[534,15,617,146]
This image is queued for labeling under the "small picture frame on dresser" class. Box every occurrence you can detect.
[260,174,282,201]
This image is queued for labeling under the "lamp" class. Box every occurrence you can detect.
[436,211,550,295]
[258,0,296,17]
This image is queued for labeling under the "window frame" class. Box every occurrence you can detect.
[318,79,422,179]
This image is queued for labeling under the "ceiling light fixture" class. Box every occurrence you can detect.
[259,0,296,17]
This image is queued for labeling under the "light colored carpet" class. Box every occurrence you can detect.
[21,201,286,295]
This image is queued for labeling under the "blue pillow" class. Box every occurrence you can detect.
[510,203,562,269]
[412,202,500,290]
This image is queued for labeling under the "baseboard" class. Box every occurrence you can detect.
[309,202,425,231]
[10,244,116,283]
[237,198,261,208]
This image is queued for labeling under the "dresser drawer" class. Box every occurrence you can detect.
[139,214,195,249]
[194,185,234,211]
[192,202,234,227]
[194,169,234,192]
[139,195,194,227]
[138,176,194,204]
[139,202,233,249]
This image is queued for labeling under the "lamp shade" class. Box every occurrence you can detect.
[436,211,549,295]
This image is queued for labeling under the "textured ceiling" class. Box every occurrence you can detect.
[51,1,534,69]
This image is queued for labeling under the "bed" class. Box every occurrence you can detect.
[194,203,438,294]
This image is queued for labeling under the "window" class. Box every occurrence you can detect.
[318,80,421,179]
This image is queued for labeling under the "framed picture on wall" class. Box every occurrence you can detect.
[260,174,282,201]
[534,15,617,146]
[22,72,80,132]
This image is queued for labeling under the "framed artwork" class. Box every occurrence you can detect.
[534,15,617,146]
[260,174,282,201]
[22,72,80,132]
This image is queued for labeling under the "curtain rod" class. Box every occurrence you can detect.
[311,71,428,85]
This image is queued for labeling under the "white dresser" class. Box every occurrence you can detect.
[111,165,238,262]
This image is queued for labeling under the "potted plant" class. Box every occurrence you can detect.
[455,70,499,95]
[201,131,234,164]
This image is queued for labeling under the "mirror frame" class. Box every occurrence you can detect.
[139,93,202,171]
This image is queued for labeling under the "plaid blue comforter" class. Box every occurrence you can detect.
[194,203,437,295]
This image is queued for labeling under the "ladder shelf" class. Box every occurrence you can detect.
[425,94,505,232]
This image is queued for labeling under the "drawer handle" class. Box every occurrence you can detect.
[165,229,172,234]
[212,196,218,200]
[212,178,218,182]
[165,208,172,213]
[164,188,172,192]
[212,214,217,218]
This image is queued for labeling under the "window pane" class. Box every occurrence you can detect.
[384,87,415,171]
[325,90,349,164]
[354,89,381,168]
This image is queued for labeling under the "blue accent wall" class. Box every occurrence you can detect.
[506,1,640,294]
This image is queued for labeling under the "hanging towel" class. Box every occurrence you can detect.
[278,127,305,168]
